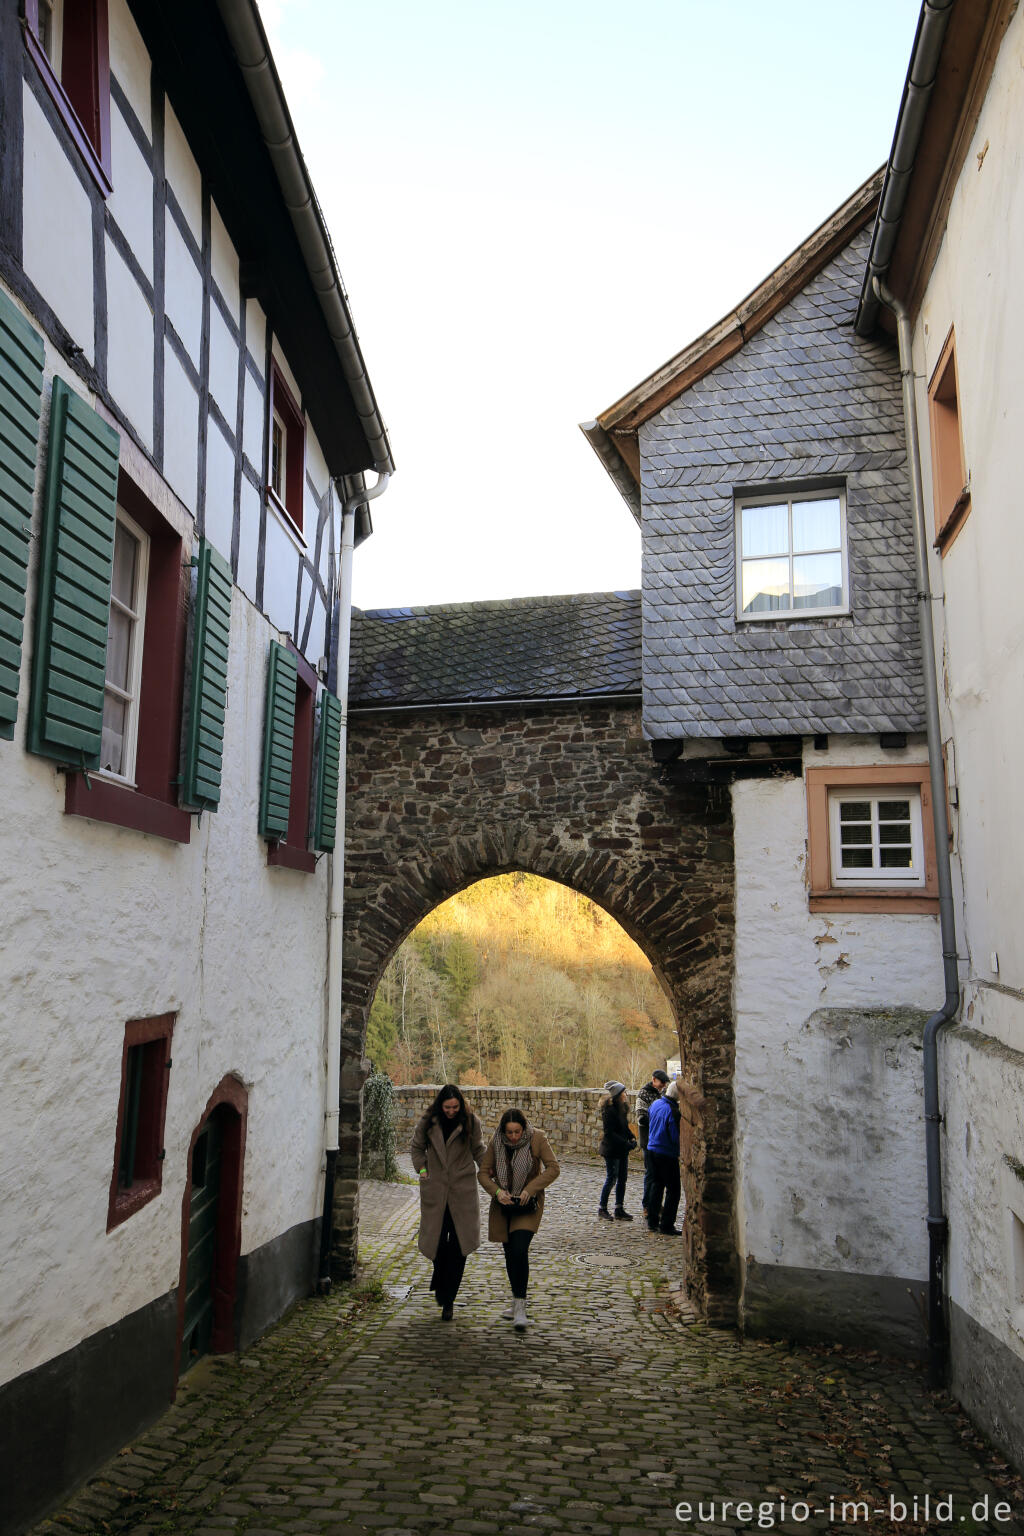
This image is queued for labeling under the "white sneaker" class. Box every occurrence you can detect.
[512,1298,527,1332]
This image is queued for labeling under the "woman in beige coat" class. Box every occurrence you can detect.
[478,1107,560,1331]
[410,1084,484,1320]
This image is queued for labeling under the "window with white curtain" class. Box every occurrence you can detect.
[735,488,848,619]
[100,510,150,783]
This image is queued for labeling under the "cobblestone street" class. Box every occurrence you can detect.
[33,1161,1023,1536]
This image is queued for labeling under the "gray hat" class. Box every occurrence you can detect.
[652,1069,670,1083]
[604,1080,626,1098]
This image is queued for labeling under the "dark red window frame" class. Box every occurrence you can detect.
[23,0,113,196]
[267,363,306,538]
[65,468,192,842]
[107,1013,174,1231]
[267,649,317,873]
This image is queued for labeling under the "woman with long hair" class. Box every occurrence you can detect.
[478,1107,560,1331]
[410,1084,484,1319]
[597,1080,637,1220]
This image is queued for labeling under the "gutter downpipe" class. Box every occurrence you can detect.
[874,277,959,1387]
[317,471,391,1292]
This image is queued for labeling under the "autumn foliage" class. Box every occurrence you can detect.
[366,873,677,1088]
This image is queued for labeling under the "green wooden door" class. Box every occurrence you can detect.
[182,1109,224,1371]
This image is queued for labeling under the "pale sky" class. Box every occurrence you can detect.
[259,1,922,612]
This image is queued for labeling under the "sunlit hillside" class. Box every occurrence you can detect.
[367,873,678,1088]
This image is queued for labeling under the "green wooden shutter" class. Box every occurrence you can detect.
[28,378,120,766]
[182,540,232,810]
[313,688,342,851]
[0,291,45,740]
[258,640,297,838]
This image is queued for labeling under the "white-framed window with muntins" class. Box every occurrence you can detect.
[735,488,848,619]
[827,788,925,887]
[100,509,150,784]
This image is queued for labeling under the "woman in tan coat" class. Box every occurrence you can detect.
[478,1107,560,1331]
[410,1084,484,1320]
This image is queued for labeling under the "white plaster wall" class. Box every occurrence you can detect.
[204,415,236,564]
[246,300,267,376]
[242,365,264,470]
[105,238,153,449]
[208,302,239,425]
[237,479,261,605]
[162,346,199,513]
[306,429,329,500]
[733,741,941,1286]
[271,336,301,408]
[210,201,240,322]
[163,102,202,243]
[108,100,153,279]
[906,6,1024,1383]
[0,537,330,1391]
[164,212,203,364]
[108,0,152,140]
[263,511,301,637]
[21,86,93,363]
[941,1027,1024,1351]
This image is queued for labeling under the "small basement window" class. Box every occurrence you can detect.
[107,1014,174,1230]
[736,488,848,619]
[267,364,305,537]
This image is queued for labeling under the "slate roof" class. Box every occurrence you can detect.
[349,592,641,708]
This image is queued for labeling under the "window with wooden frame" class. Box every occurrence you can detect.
[107,1013,174,1231]
[928,329,970,551]
[267,365,305,538]
[736,488,848,620]
[806,764,939,913]
[24,0,112,195]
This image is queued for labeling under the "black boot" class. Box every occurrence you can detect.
[614,1207,634,1221]
[598,1205,613,1220]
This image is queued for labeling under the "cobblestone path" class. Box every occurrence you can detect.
[33,1161,1023,1536]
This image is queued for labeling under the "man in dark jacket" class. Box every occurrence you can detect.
[635,1069,669,1215]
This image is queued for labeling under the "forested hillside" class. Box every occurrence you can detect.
[366,873,678,1087]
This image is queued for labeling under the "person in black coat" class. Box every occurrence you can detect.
[597,1081,637,1220]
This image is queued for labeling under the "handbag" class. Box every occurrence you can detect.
[503,1194,538,1217]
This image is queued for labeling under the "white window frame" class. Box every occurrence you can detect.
[99,508,150,788]
[735,487,849,621]
[270,410,287,502]
[827,788,925,888]
[38,0,64,76]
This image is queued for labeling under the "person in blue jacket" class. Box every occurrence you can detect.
[646,1081,683,1235]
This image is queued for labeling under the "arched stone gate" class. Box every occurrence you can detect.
[332,695,738,1324]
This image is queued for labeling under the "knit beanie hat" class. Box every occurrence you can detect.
[604,1080,626,1098]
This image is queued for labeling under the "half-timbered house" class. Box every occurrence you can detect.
[0,2,391,1528]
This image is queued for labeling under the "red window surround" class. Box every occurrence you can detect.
[23,0,113,196]
[268,649,317,873]
[65,469,192,842]
[107,1013,174,1232]
[267,363,306,538]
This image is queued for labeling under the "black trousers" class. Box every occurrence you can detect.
[502,1227,534,1298]
[642,1147,655,1210]
[600,1153,628,1208]
[646,1153,681,1231]
[430,1206,466,1305]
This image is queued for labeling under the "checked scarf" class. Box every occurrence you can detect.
[493,1121,536,1196]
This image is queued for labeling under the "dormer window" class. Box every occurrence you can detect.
[736,488,848,620]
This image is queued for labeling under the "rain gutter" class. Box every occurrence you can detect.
[215,0,394,474]
[856,0,956,337]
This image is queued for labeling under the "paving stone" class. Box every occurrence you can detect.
[29,1163,1024,1536]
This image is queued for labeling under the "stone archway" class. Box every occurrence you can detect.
[333,699,737,1323]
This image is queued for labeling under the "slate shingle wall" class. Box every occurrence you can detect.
[641,228,924,739]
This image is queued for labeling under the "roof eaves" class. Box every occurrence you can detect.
[215,0,394,474]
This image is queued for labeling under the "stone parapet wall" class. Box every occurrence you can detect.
[392,1085,607,1158]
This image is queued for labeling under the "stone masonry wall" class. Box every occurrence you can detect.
[390,1086,608,1159]
[335,699,737,1323]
